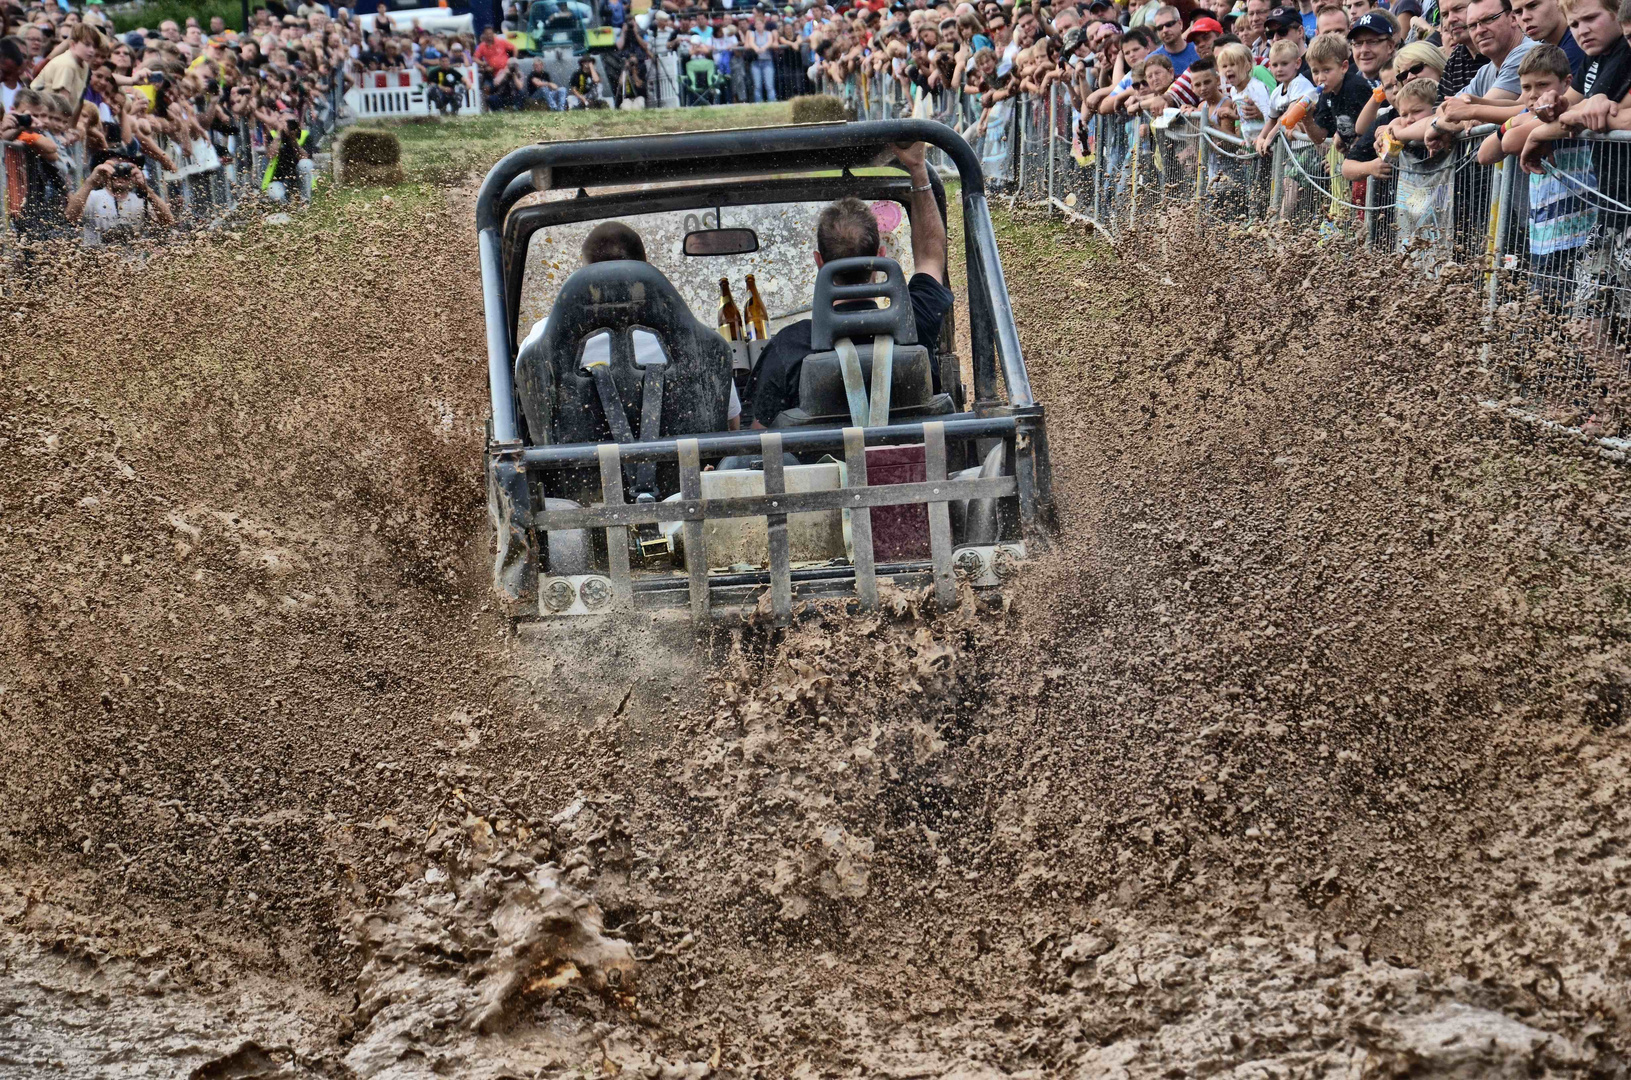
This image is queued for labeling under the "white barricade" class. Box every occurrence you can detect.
[344,67,484,120]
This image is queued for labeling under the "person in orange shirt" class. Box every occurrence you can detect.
[473,25,515,72]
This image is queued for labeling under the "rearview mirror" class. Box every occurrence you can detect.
[684,227,759,257]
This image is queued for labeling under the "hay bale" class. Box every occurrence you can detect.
[789,94,848,124]
[341,162,407,186]
[335,128,405,186]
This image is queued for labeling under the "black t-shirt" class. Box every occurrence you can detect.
[749,272,955,427]
[1560,27,1588,85]
[423,65,463,87]
[1583,36,1631,227]
[1581,32,1631,101]
[1313,66,1372,148]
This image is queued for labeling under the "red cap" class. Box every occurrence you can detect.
[1187,16,1223,33]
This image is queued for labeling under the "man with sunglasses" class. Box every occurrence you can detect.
[1265,7,1307,45]
[1267,7,1318,78]
[1150,3,1199,73]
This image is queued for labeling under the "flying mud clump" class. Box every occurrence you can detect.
[342,800,641,1078]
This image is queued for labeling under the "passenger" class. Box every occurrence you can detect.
[521,220,742,430]
[748,141,953,429]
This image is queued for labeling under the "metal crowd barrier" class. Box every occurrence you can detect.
[344,65,484,119]
[819,71,964,178]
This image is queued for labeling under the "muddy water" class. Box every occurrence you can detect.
[3,194,1631,1078]
[0,933,332,1079]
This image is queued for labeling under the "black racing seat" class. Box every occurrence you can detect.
[770,256,955,429]
[514,259,733,506]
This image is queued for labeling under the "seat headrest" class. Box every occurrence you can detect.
[540,260,693,352]
[810,256,918,352]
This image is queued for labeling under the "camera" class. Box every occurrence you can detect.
[113,161,135,178]
[11,113,32,129]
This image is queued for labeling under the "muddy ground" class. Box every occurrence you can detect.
[3,171,1631,1079]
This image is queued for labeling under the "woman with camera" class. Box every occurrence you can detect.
[65,156,174,246]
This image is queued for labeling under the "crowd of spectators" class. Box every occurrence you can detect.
[1,1,352,245]
[787,0,1631,216]
[788,0,1631,336]
[14,0,1631,265]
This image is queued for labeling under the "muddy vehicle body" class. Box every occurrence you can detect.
[477,119,1054,624]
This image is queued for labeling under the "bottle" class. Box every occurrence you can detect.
[717,278,744,341]
[744,274,769,341]
[1277,98,1309,138]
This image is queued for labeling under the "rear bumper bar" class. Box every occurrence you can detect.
[517,414,1019,468]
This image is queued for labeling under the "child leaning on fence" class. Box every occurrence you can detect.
[1215,42,1272,143]
[1306,32,1375,150]
[1258,38,1322,219]
[1305,31,1376,215]
[1393,76,1461,267]
[1512,0,1631,326]
[1175,59,1229,177]
[1480,44,1596,311]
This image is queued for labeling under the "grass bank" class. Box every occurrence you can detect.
[352,102,791,186]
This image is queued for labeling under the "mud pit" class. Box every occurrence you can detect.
[4,184,1631,1078]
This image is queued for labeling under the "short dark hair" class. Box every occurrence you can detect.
[1189,55,1216,72]
[1123,25,1155,46]
[581,220,647,264]
[816,196,880,273]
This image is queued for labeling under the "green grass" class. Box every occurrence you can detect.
[355,102,793,185]
[110,0,247,34]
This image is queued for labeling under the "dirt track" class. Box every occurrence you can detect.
[3,183,1631,1078]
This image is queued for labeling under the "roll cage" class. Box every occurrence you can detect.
[478,119,1054,622]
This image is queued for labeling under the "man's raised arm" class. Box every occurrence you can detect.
[892,141,947,284]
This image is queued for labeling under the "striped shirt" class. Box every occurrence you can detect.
[1528,138,1596,256]
[1440,44,1485,97]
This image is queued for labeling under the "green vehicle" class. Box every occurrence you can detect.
[523,0,595,53]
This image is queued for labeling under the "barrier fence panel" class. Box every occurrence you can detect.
[1487,131,1631,427]
[344,66,484,120]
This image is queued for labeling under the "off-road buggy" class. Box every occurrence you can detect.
[478,118,1054,623]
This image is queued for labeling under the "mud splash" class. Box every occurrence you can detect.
[4,196,1631,1078]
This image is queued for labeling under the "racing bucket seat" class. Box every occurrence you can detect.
[767,256,955,430]
[513,260,733,564]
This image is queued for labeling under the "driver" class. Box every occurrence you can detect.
[521,220,742,430]
[748,141,953,429]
